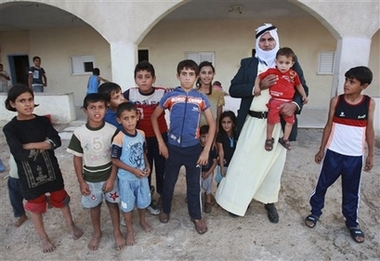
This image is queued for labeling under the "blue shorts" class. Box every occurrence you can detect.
[201,172,213,194]
[119,178,151,213]
[81,180,120,208]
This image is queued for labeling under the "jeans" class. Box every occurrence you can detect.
[162,143,202,220]
[8,177,25,217]
[146,133,167,196]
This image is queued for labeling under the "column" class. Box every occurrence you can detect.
[331,36,372,96]
[110,41,138,91]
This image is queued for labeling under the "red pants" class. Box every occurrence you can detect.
[266,98,295,125]
[24,189,70,214]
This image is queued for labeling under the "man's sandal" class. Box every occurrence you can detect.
[305,214,319,228]
[348,227,365,243]
[191,218,208,235]
[265,138,274,151]
[279,137,292,150]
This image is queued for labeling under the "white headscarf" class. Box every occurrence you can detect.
[255,23,279,68]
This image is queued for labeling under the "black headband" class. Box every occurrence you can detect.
[255,25,277,39]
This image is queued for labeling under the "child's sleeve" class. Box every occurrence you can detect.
[44,116,61,149]
[293,71,301,86]
[66,132,83,157]
[111,132,123,159]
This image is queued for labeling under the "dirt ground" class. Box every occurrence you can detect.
[0,124,379,260]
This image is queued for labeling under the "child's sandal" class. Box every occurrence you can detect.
[265,138,274,151]
[279,138,292,150]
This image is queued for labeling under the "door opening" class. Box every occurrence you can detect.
[8,55,30,86]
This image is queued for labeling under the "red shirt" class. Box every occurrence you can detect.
[259,68,301,100]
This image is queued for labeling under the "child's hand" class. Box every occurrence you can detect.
[315,149,324,164]
[158,143,169,159]
[197,150,209,166]
[302,96,308,104]
[143,166,151,177]
[254,85,261,96]
[103,178,115,193]
[363,155,374,172]
[222,168,227,177]
[80,182,90,196]
[134,168,147,179]
[202,171,211,179]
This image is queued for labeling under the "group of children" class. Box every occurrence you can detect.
[2,55,375,252]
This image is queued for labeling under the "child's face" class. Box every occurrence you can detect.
[10,92,35,120]
[221,116,234,134]
[344,77,366,95]
[275,55,294,73]
[135,70,156,93]
[200,132,209,145]
[84,101,106,126]
[177,68,198,91]
[117,109,138,134]
[199,66,214,86]
[108,90,126,110]
[34,58,41,67]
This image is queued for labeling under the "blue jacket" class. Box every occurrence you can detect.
[159,87,210,147]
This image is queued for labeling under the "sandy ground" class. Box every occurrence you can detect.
[0,124,379,260]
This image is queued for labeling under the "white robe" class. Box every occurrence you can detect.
[215,89,286,216]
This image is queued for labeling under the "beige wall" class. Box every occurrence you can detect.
[0,18,378,109]
[0,26,112,106]
[142,17,339,109]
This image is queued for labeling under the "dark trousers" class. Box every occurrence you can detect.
[8,177,25,218]
[146,133,167,196]
[309,149,362,228]
[162,143,202,220]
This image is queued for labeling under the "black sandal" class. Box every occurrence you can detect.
[265,138,274,151]
[305,214,319,228]
[348,227,365,243]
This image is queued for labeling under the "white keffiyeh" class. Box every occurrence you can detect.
[255,23,279,68]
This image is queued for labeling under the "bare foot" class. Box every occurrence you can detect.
[114,231,126,251]
[140,220,152,233]
[14,215,28,227]
[40,237,56,253]
[70,224,84,240]
[88,232,102,251]
[125,230,135,246]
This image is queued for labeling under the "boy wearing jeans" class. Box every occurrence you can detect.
[151,59,216,235]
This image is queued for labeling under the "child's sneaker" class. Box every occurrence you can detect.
[0,158,5,172]
[147,202,160,215]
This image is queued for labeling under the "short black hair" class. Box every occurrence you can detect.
[200,125,209,135]
[345,66,373,85]
[92,68,100,76]
[32,56,41,62]
[83,93,107,109]
[177,59,199,76]
[98,82,122,101]
[276,47,296,61]
[116,102,138,118]
[134,61,155,78]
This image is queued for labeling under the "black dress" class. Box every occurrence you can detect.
[3,115,64,200]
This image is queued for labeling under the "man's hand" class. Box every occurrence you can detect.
[260,74,278,90]
[280,102,297,117]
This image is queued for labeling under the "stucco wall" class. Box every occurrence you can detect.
[0,16,378,109]
[0,26,112,106]
[142,17,338,109]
